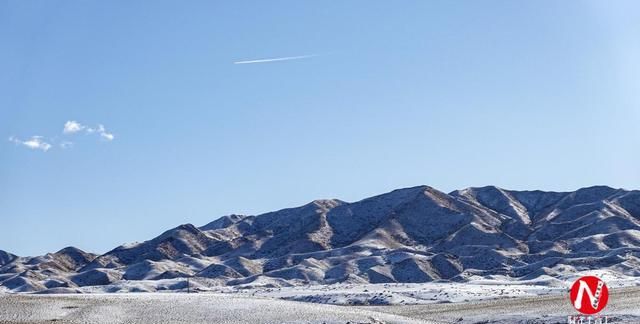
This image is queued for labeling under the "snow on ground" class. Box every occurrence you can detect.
[39,269,636,307]
[233,281,559,306]
[254,270,638,306]
[1,287,640,324]
[369,285,640,324]
[0,293,426,324]
[1,268,638,323]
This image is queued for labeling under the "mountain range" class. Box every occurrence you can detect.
[2,185,640,293]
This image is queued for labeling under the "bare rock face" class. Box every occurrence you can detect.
[46,247,97,272]
[0,250,17,266]
[2,185,640,292]
[197,264,243,279]
[71,269,122,287]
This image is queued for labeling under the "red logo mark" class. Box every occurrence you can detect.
[569,276,609,315]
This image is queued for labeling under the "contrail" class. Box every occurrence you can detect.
[233,54,319,65]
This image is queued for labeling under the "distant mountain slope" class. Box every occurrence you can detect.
[2,185,640,293]
[0,250,17,266]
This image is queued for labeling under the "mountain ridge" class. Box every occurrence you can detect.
[2,185,639,293]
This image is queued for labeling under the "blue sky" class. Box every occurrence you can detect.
[1,1,639,256]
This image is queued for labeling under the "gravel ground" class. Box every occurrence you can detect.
[366,286,640,323]
[0,287,639,324]
[0,293,427,324]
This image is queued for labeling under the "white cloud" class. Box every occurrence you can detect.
[63,120,115,141]
[9,136,52,152]
[60,141,74,149]
[100,132,114,141]
[9,121,115,152]
[96,124,114,141]
[234,54,320,64]
[63,120,85,134]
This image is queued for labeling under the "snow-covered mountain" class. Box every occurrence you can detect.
[2,185,640,293]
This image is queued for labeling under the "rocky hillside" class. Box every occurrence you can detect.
[2,185,640,293]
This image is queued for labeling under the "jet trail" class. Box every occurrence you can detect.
[233,54,319,64]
